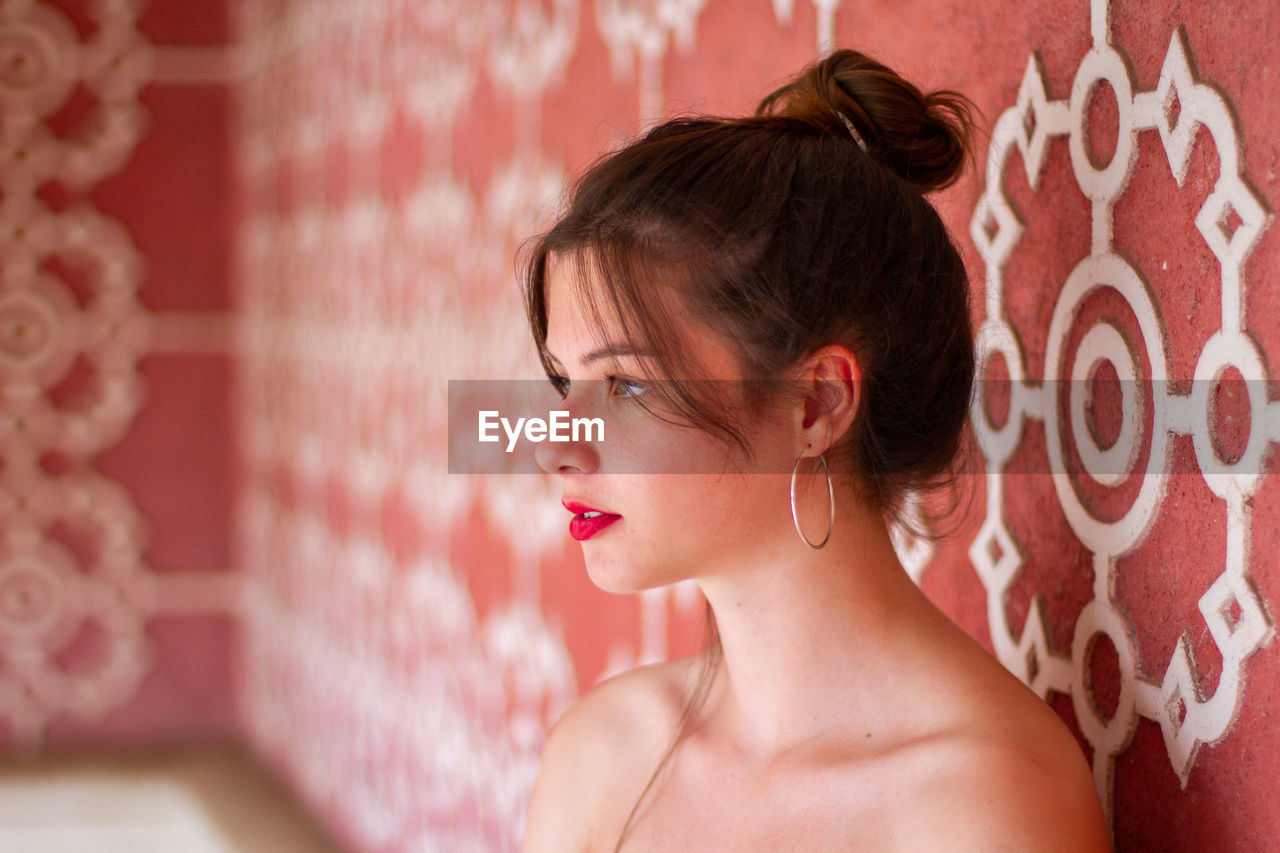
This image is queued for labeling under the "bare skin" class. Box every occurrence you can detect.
[523,252,1112,852]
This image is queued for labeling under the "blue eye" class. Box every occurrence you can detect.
[610,376,647,399]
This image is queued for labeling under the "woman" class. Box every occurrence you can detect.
[520,49,1111,852]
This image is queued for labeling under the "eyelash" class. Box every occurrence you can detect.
[548,374,569,398]
[612,376,648,399]
[547,374,646,400]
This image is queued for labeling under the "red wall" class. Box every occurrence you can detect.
[0,0,237,750]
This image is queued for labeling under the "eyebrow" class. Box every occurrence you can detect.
[546,343,654,369]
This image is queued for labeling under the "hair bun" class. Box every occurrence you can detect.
[757,49,977,192]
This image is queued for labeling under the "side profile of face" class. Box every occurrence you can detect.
[533,251,811,594]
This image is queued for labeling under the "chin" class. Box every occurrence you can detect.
[583,566,651,595]
[581,554,678,595]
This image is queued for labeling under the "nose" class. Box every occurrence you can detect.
[534,428,599,475]
[533,382,605,475]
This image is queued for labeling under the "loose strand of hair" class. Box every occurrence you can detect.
[612,602,723,852]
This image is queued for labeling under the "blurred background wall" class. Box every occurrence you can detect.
[0,0,237,747]
[3,0,1279,851]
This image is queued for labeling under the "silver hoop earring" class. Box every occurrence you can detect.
[790,453,835,550]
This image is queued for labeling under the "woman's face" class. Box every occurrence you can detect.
[533,251,803,594]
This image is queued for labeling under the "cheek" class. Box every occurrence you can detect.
[643,474,783,536]
[607,409,739,475]
[610,416,789,526]
[582,475,790,594]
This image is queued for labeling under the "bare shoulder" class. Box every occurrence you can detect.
[873,615,1114,851]
[521,656,697,853]
[898,707,1113,852]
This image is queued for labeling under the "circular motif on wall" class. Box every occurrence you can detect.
[0,562,64,637]
[0,4,78,115]
[0,0,154,748]
[0,291,56,366]
[967,6,1274,821]
[0,540,82,647]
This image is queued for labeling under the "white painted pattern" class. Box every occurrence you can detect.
[968,0,1274,829]
[0,0,239,747]
[594,0,708,123]
[234,1,585,846]
[771,0,844,54]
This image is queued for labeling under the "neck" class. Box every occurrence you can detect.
[691,489,940,759]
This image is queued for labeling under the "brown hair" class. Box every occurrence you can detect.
[520,48,981,849]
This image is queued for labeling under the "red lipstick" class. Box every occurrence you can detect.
[562,500,622,541]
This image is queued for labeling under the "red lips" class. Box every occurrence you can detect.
[562,500,622,541]
[562,500,615,515]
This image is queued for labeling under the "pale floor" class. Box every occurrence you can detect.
[0,743,345,853]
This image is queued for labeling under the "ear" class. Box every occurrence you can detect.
[794,344,861,454]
